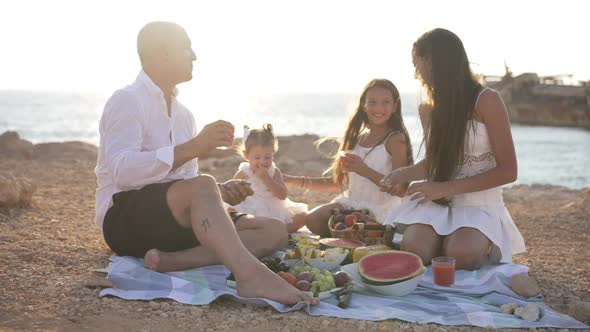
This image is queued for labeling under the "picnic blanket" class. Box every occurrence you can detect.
[100,255,588,329]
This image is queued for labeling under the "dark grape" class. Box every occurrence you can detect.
[258,256,289,273]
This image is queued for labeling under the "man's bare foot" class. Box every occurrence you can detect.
[236,262,319,305]
[144,249,161,271]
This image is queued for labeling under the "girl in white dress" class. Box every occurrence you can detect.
[380,29,526,270]
[284,79,413,237]
[231,124,308,232]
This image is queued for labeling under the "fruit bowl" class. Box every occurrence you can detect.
[284,246,349,271]
[226,279,334,300]
[304,290,333,300]
[225,279,334,300]
[303,249,349,271]
[328,208,395,246]
[340,263,425,297]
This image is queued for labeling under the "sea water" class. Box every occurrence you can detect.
[1,90,588,189]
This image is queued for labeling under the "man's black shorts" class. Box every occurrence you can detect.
[102,180,197,257]
[102,180,249,257]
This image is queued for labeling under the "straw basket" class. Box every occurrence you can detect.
[327,208,395,246]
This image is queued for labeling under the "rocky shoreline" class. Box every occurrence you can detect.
[1,131,589,331]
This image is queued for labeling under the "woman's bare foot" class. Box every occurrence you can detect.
[236,262,319,306]
[144,249,161,271]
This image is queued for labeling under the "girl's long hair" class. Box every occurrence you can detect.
[413,28,482,205]
[331,79,413,190]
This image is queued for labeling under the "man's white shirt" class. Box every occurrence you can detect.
[94,71,199,230]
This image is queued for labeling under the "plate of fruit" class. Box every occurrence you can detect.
[290,265,352,299]
[226,256,352,299]
[303,247,349,271]
[226,256,289,287]
[284,247,348,271]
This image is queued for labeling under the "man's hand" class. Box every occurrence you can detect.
[219,179,253,206]
[194,120,235,152]
[173,120,235,170]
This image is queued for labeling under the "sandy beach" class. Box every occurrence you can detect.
[0,132,588,331]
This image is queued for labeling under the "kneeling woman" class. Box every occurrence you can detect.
[380,28,525,270]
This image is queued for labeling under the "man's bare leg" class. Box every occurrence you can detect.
[156,175,317,305]
[144,215,287,272]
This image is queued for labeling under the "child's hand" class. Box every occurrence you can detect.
[379,169,404,194]
[407,181,451,204]
[253,166,271,179]
[341,153,367,175]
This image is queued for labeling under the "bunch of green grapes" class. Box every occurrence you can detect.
[311,269,336,294]
[292,265,311,274]
[292,266,336,296]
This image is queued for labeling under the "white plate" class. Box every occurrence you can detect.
[290,230,320,240]
[340,263,424,297]
[304,290,333,300]
[227,279,237,288]
[226,279,332,299]
[303,250,349,271]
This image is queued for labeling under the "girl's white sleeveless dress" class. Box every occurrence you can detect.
[385,88,526,263]
[232,162,308,224]
[332,135,403,223]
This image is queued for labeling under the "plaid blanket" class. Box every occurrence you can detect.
[100,256,588,329]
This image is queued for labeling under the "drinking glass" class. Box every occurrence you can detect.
[431,256,455,286]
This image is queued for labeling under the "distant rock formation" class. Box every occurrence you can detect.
[0,131,335,178]
[0,131,34,159]
[198,134,335,181]
[34,141,98,161]
[0,131,98,162]
[484,68,590,128]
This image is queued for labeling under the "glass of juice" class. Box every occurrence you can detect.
[432,256,455,286]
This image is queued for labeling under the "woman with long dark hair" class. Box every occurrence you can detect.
[380,29,525,270]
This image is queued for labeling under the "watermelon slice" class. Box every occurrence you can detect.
[352,244,393,263]
[319,238,365,249]
[358,251,424,285]
[319,238,365,263]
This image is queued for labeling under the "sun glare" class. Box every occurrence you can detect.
[1,0,588,96]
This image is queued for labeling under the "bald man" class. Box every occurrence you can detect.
[95,21,316,305]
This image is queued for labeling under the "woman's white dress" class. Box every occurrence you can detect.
[332,138,403,223]
[232,162,308,224]
[385,90,526,263]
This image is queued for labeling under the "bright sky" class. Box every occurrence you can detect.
[1,0,588,96]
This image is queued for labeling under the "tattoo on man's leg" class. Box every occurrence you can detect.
[201,217,211,232]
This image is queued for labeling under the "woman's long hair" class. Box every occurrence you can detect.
[413,28,482,205]
[331,79,413,190]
